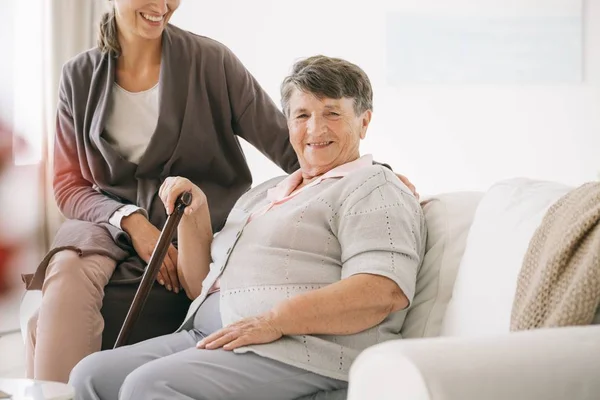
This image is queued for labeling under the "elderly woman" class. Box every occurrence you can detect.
[69,55,426,400]
[25,0,418,384]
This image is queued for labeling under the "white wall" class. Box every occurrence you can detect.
[171,0,600,195]
[0,0,15,125]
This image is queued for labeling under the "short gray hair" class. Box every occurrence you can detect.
[280,55,373,118]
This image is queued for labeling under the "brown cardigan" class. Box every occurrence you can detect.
[25,24,298,289]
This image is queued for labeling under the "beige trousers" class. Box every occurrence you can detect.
[26,250,117,383]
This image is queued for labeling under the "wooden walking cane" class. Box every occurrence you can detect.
[114,191,192,348]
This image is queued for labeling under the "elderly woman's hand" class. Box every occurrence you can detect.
[158,176,207,216]
[196,313,283,351]
[150,177,208,292]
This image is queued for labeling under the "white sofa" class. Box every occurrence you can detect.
[348,178,600,400]
[20,178,600,399]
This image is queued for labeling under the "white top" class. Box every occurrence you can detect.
[104,82,159,164]
[105,83,159,228]
[108,203,149,228]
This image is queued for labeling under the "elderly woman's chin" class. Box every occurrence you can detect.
[301,146,339,166]
[301,156,336,174]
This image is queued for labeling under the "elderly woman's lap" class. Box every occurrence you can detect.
[70,332,346,400]
[120,348,346,400]
[69,330,198,400]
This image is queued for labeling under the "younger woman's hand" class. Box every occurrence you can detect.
[122,213,180,292]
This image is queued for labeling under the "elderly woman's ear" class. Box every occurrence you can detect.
[359,110,372,139]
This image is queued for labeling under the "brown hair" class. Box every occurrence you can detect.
[280,55,373,118]
[98,3,121,57]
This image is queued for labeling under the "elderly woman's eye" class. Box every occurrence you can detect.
[296,114,308,119]
[328,112,340,117]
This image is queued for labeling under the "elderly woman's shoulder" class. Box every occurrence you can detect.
[345,164,411,193]
[337,165,419,209]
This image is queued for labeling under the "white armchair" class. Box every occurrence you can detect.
[349,325,600,400]
[19,179,599,399]
[348,179,600,400]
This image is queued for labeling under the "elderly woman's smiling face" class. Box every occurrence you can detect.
[287,89,372,178]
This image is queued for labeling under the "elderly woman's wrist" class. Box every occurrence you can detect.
[180,203,211,232]
[183,201,209,221]
[265,307,292,336]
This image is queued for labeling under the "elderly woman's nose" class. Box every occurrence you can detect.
[307,115,326,134]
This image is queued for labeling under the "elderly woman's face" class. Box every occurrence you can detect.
[287,89,371,177]
[114,0,180,41]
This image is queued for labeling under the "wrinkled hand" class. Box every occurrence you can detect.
[197,314,283,351]
[124,214,180,292]
[395,173,419,200]
[158,176,207,217]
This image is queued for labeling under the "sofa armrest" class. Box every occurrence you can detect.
[348,325,600,400]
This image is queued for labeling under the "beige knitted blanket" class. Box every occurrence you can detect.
[511,182,600,331]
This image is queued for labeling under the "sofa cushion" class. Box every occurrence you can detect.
[440,178,572,337]
[401,192,483,339]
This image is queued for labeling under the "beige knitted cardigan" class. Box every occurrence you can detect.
[511,182,600,331]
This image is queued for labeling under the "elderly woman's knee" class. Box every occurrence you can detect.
[119,365,163,400]
[119,363,209,400]
[68,351,107,390]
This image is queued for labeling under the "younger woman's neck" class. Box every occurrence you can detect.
[117,34,162,71]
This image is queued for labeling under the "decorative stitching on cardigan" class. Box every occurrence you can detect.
[321,234,333,269]
[221,285,323,295]
[385,209,396,273]
[400,190,426,220]
[344,202,404,216]
[302,335,310,364]
[329,171,382,223]
[318,197,334,211]
[283,204,308,298]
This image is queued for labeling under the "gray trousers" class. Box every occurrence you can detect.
[69,294,347,400]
